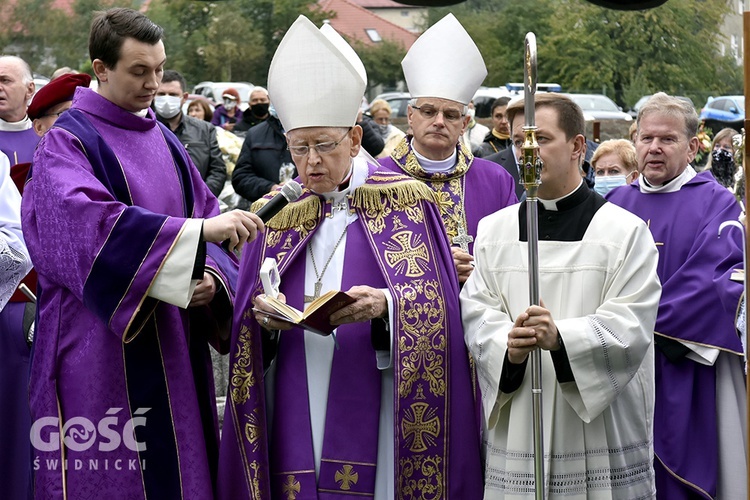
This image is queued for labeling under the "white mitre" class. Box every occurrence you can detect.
[402,13,487,105]
[268,16,367,131]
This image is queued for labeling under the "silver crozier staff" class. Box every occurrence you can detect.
[522,31,545,500]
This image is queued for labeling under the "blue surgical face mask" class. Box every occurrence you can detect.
[594,174,627,196]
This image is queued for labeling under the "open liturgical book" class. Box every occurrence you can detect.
[259,290,355,336]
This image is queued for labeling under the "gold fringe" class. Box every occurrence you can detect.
[352,179,437,211]
[250,195,321,230]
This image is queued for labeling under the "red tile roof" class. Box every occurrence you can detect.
[349,0,415,8]
[319,0,418,49]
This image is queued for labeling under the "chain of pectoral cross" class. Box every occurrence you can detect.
[305,202,349,302]
[448,178,473,252]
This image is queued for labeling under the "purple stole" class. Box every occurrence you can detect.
[222,167,483,499]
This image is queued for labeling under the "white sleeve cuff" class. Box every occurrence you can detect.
[375,288,394,370]
[682,340,720,366]
[149,219,202,308]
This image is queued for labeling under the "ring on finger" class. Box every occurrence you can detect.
[263,316,270,326]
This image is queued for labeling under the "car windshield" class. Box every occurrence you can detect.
[571,95,619,112]
[736,97,745,111]
[214,84,252,102]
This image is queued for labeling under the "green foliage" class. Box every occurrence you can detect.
[352,38,408,92]
[0,0,744,111]
[421,0,742,110]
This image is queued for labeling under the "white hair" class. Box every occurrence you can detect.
[0,55,33,84]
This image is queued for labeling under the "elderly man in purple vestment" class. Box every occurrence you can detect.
[378,14,517,284]
[0,55,39,167]
[21,8,264,499]
[607,92,747,499]
[217,16,483,500]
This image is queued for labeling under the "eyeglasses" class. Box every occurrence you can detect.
[287,130,350,157]
[411,104,464,122]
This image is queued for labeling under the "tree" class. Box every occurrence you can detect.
[351,38,408,94]
[534,0,740,108]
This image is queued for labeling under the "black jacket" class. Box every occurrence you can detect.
[233,113,268,137]
[232,116,295,203]
[358,115,385,158]
[485,146,525,200]
[160,113,227,197]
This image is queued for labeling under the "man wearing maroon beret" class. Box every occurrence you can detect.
[27,72,92,136]
[0,70,90,500]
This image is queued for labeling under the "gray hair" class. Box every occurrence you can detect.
[250,86,269,96]
[637,92,699,139]
[0,56,33,85]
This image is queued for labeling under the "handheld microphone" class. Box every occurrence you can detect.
[255,180,303,222]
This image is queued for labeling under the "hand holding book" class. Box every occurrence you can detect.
[252,286,388,336]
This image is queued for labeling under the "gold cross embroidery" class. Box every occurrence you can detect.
[334,464,359,490]
[282,475,300,500]
[384,231,430,277]
[401,402,440,452]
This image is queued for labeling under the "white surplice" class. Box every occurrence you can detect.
[0,151,31,310]
[461,200,661,499]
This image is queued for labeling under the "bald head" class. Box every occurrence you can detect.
[0,56,35,122]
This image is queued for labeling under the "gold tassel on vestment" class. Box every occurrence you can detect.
[249,195,321,230]
[351,179,437,212]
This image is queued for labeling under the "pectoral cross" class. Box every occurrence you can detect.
[304,281,323,303]
[452,225,474,252]
[328,200,348,217]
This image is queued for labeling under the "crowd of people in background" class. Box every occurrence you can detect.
[0,6,747,500]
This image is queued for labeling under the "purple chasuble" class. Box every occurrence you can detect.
[607,172,744,499]
[0,126,39,166]
[217,167,484,499]
[21,87,238,499]
[378,136,518,254]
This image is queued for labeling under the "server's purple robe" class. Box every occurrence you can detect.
[607,172,744,499]
[21,88,238,499]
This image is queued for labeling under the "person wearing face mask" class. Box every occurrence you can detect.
[703,127,739,173]
[591,138,639,196]
[461,100,489,157]
[367,98,405,158]
[211,87,244,132]
[233,86,271,137]
[155,70,227,197]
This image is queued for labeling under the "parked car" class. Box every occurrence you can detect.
[369,91,411,118]
[193,81,254,111]
[32,74,50,96]
[564,93,632,122]
[472,87,511,118]
[630,94,694,118]
[699,95,744,132]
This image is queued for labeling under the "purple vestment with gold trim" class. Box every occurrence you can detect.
[378,136,518,254]
[607,172,745,499]
[217,164,483,499]
[21,88,238,499]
